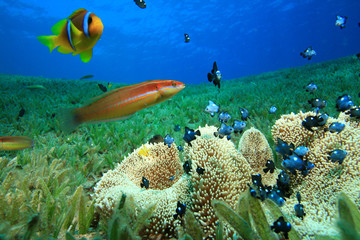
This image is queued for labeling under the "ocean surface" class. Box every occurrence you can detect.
[0,0,359,84]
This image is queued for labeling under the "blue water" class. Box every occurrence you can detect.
[0,0,359,85]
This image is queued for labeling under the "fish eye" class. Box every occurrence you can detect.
[88,17,92,24]
[172,82,176,87]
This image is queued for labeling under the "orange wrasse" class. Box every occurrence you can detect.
[62,79,185,130]
[0,136,34,151]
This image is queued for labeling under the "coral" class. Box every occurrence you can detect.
[271,111,316,148]
[238,127,278,186]
[184,125,253,239]
[93,142,190,239]
[271,111,360,238]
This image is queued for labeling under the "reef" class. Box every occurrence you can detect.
[184,125,252,239]
[238,127,279,186]
[94,125,281,239]
[271,111,360,238]
[94,142,190,239]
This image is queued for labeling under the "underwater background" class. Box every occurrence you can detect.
[0,0,360,84]
[1,1,360,240]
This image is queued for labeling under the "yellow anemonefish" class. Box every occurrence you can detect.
[37,8,103,63]
[0,136,34,151]
[61,80,185,131]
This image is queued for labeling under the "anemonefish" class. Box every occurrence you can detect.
[37,8,103,63]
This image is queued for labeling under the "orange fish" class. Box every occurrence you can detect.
[37,8,103,63]
[0,136,34,151]
[62,80,185,130]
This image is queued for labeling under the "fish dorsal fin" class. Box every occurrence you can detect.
[51,19,67,35]
[68,8,87,19]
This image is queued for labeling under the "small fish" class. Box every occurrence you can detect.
[345,106,360,119]
[183,127,200,147]
[184,33,190,43]
[46,112,56,119]
[294,146,309,157]
[249,174,271,201]
[218,111,231,123]
[164,134,175,148]
[336,94,354,112]
[328,149,347,164]
[335,15,348,29]
[173,201,186,219]
[207,61,221,88]
[276,171,291,198]
[269,106,277,114]
[37,9,104,63]
[148,135,164,144]
[98,83,107,92]
[324,122,345,134]
[316,113,329,126]
[138,145,150,157]
[251,174,263,187]
[183,160,191,174]
[214,123,234,139]
[174,124,181,132]
[267,189,285,207]
[62,80,185,131]
[263,160,275,174]
[239,108,250,121]
[134,0,146,9]
[169,176,175,181]
[282,154,314,176]
[25,85,47,90]
[282,154,305,173]
[294,192,305,220]
[205,100,219,117]
[233,120,246,134]
[107,82,113,89]
[275,138,294,158]
[140,176,149,189]
[302,116,318,132]
[249,184,271,201]
[271,216,291,239]
[0,136,34,151]
[196,166,205,175]
[80,74,94,80]
[177,145,183,151]
[17,107,25,120]
[300,47,316,60]
[304,82,317,93]
[308,98,326,109]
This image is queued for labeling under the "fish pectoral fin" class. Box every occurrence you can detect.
[69,20,83,41]
[51,19,67,35]
[79,48,93,63]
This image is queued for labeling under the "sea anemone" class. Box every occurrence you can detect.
[184,125,253,239]
[271,111,360,238]
[93,142,190,239]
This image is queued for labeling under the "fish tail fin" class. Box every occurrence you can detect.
[37,35,59,52]
[59,108,82,132]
